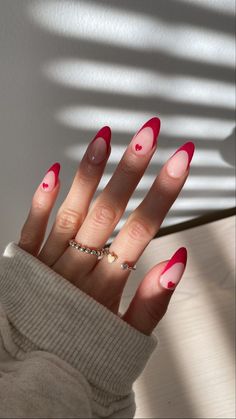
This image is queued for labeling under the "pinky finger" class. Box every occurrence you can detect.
[18,162,61,256]
[121,247,187,335]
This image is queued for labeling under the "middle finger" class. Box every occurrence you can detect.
[53,117,161,280]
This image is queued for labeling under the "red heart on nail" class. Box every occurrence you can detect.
[135,143,142,151]
[42,182,49,189]
[167,281,176,289]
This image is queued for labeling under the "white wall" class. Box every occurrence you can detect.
[0,0,235,252]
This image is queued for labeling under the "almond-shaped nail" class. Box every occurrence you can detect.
[166,142,195,178]
[160,247,187,290]
[40,162,60,192]
[131,117,161,156]
[87,126,111,164]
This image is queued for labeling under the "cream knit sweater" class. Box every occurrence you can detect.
[0,242,157,418]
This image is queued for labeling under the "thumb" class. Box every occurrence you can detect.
[121,247,187,336]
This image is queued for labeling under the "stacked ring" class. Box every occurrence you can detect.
[69,239,105,260]
[68,239,136,271]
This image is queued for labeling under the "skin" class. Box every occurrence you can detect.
[18,121,191,336]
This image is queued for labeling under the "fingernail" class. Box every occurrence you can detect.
[40,162,60,192]
[131,117,161,156]
[160,247,187,290]
[87,126,111,164]
[166,142,195,178]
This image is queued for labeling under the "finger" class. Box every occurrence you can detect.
[18,163,60,256]
[38,126,111,266]
[121,247,187,335]
[89,142,194,306]
[53,117,161,282]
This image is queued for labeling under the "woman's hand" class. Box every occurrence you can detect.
[18,117,194,336]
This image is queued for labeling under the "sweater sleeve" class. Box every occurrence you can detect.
[0,242,158,418]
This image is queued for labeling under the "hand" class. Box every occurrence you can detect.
[18,117,194,336]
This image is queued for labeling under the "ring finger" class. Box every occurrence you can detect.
[53,117,161,280]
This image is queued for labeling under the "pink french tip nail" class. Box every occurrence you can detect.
[166,141,195,178]
[160,247,187,291]
[87,125,111,164]
[140,117,161,143]
[174,142,195,168]
[94,126,111,151]
[131,116,161,156]
[40,162,60,192]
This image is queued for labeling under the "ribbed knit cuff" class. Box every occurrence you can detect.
[0,243,157,406]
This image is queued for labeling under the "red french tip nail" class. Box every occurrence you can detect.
[161,247,187,275]
[136,117,161,148]
[143,117,161,140]
[47,162,60,184]
[173,142,195,169]
[92,126,111,153]
[40,162,60,192]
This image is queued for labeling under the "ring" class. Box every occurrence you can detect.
[101,247,136,270]
[68,239,105,260]
[68,239,137,271]
[120,262,137,271]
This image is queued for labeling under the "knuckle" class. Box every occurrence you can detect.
[31,196,47,212]
[77,170,93,187]
[119,158,137,177]
[19,228,36,247]
[91,203,117,227]
[126,217,153,242]
[56,208,82,232]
